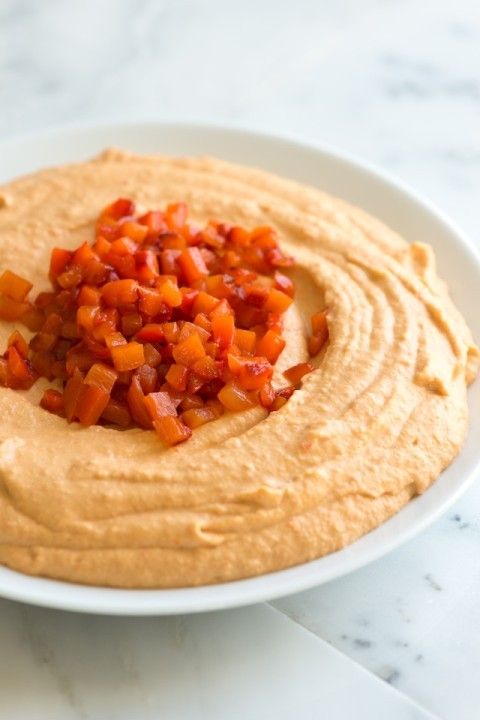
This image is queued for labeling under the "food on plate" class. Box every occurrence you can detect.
[0,149,477,588]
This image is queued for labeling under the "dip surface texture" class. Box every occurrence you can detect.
[0,150,478,588]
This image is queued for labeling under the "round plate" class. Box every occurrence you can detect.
[0,122,479,615]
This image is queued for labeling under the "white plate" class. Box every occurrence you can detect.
[0,122,478,615]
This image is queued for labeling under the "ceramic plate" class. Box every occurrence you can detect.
[0,122,478,615]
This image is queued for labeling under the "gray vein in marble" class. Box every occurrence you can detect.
[424,574,442,592]
[379,666,401,686]
[17,606,87,719]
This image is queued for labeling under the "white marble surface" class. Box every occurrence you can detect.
[0,601,438,720]
[0,0,480,718]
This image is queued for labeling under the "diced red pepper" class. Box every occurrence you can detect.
[192,355,221,381]
[273,271,295,298]
[179,393,204,411]
[234,328,256,354]
[102,279,138,306]
[84,363,118,393]
[144,391,178,422]
[158,278,182,307]
[49,249,73,282]
[111,341,145,371]
[110,236,138,256]
[193,312,212,334]
[0,197,301,442]
[135,323,164,343]
[143,343,162,367]
[182,406,216,429]
[211,314,235,349]
[101,399,131,427]
[105,331,127,350]
[76,384,110,426]
[121,221,148,243]
[135,364,157,394]
[283,362,314,385]
[178,247,208,284]
[63,368,85,421]
[161,322,180,343]
[192,291,219,316]
[264,288,293,314]
[121,312,143,337]
[102,198,135,221]
[57,265,82,289]
[21,307,45,332]
[0,295,29,321]
[0,270,33,302]
[78,285,101,306]
[6,346,37,389]
[126,375,152,429]
[138,210,167,237]
[256,329,286,364]
[205,398,225,418]
[166,363,188,391]
[138,287,165,316]
[153,416,192,446]
[40,388,64,414]
[178,321,209,345]
[259,381,276,409]
[77,305,99,332]
[160,248,181,275]
[205,274,232,299]
[172,333,206,367]
[217,380,256,411]
[165,202,188,232]
[8,330,29,357]
[82,259,109,287]
[228,355,273,390]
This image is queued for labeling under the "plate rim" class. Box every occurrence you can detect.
[0,119,479,615]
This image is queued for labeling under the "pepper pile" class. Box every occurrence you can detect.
[0,199,328,445]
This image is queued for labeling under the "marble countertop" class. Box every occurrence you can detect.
[0,0,479,718]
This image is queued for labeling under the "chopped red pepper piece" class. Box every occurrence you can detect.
[211,314,235,349]
[144,391,178,422]
[111,341,145,371]
[0,295,29,321]
[84,363,118,393]
[154,416,192,446]
[217,380,256,411]
[49,249,73,283]
[228,355,273,390]
[166,363,188,391]
[102,279,138,306]
[8,330,29,358]
[283,362,314,385]
[63,368,85,421]
[40,388,64,414]
[101,399,131,427]
[172,333,206,367]
[178,247,208,284]
[256,329,286,364]
[76,385,110,426]
[0,270,33,302]
[182,406,217,429]
[135,364,157,394]
[308,310,329,357]
[234,328,257,354]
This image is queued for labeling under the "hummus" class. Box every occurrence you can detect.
[0,149,478,588]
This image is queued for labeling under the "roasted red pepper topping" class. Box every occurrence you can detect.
[0,199,329,445]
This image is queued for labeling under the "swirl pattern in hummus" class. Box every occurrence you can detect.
[0,150,478,588]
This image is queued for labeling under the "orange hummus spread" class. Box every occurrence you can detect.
[0,149,477,588]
